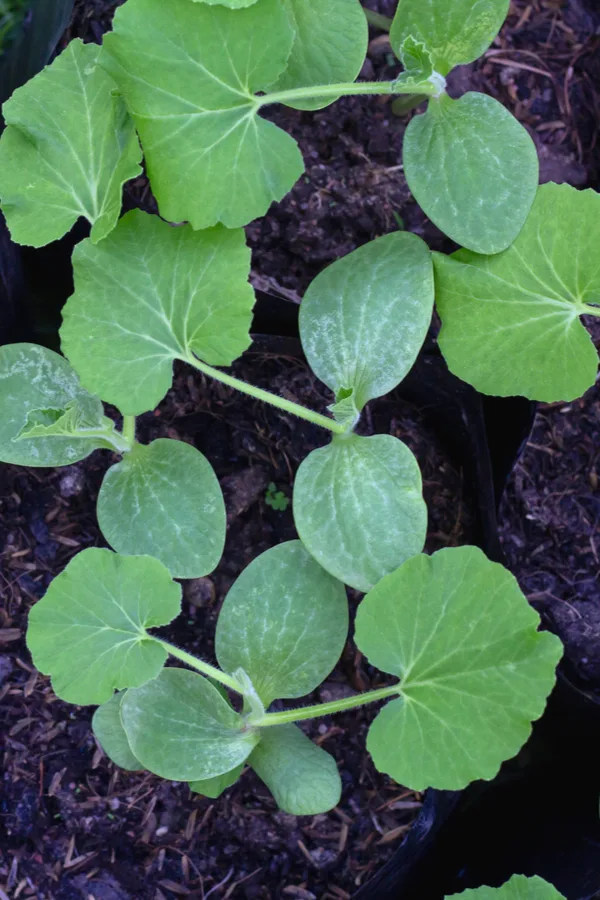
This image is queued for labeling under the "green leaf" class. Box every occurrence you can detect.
[121,668,260,781]
[435,183,600,401]
[404,92,539,254]
[189,764,244,799]
[355,546,563,791]
[92,693,143,771]
[390,0,510,76]
[294,434,427,593]
[97,439,226,580]
[215,541,348,707]
[269,0,368,111]
[27,548,181,706]
[60,209,254,416]
[395,36,434,88]
[0,39,142,247]
[101,0,304,229]
[190,0,258,6]
[0,343,114,467]
[300,232,433,409]
[249,724,341,815]
[447,875,566,899]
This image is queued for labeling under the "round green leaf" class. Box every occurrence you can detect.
[435,183,600,401]
[97,439,226,579]
[0,343,112,467]
[92,693,143,771]
[0,39,142,247]
[300,232,433,411]
[404,92,539,254]
[270,0,368,111]
[390,0,510,76]
[215,541,348,707]
[101,0,304,230]
[60,209,254,416]
[294,434,427,593]
[249,724,341,815]
[189,764,245,799]
[355,546,563,791]
[122,668,260,781]
[447,875,566,900]
[27,548,181,706]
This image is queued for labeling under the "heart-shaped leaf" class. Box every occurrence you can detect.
[121,668,260,781]
[189,764,245,799]
[92,693,143,771]
[447,875,566,899]
[215,541,348,706]
[27,548,181,705]
[355,546,563,791]
[300,232,433,411]
[60,209,254,416]
[249,724,341,815]
[97,439,226,579]
[101,0,304,229]
[435,183,600,401]
[404,92,538,254]
[0,39,142,247]
[294,434,427,593]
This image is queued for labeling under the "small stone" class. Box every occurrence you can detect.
[221,467,269,524]
[184,577,216,608]
[309,846,338,869]
[59,467,85,498]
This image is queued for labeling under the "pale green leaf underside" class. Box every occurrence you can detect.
[390,0,510,75]
[300,232,433,409]
[92,692,143,771]
[15,401,115,445]
[404,92,539,254]
[215,541,348,707]
[0,39,142,247]
[189,764,244,799]
[60,209,254,416]
[294,433,427,593]
[435,183,600,401]
[271,0,368,111]
[0,343,109,467]
[190,0,257,6]
[355,546,562,790]
[97,439,226,579]
[249,724,342,815]
[122,668,260,781]
[27,548,181,706]
[448,875,566,900]
[101,0,304,229]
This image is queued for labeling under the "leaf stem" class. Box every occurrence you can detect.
[159,640,244,694]
[252,683,401,727]
[581,303,600,318]
[256,79,437,109]
[122,414,136,449]
[363,8,393,31]
[186,355,346,435]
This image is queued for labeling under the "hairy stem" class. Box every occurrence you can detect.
[187,355,346,435]
[159,640,243,694]
[121,415,136,450]
[255,79,437,109]
[363,8,393,31]
[252,683,401,727]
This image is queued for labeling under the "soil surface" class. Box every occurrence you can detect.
[1,1,600,898]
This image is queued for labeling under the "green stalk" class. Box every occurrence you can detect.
[159,640,243,694]
[255,79,437,109]
[121,414,136,449]
[252,683,401,727]
[187,355,346,435]
[580,303,600,318]
[363,8,393,31]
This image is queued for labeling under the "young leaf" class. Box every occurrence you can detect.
[447,875,566,899]
[294,434,427,593]
[300,232,433,410]
[101,0,304,229]
[92,692,143,771]
[60,210,254,416]
[215,541,348,707]
[268,0,368,111]
[0,343,114,467]
[404,92,538,254]
[249,724,342,815]
[0,39,142,247]
[121,668,260,781]
[189,765,244,800]
[435,183,600,402]
[27,548,181,706]
[97,439,226,580]
[395,36,434,88]
[355,546,563,791]
[390,0,510,76]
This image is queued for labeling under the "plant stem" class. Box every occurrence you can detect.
[256,79,437,109]
[122,415,136,449]
[581,303,600,318]
[253,683,401,727]
[187,355,346,435]
[363,8,392,31]
[159,640,243,693]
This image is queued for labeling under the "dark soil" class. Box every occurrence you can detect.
[1,1,600,898]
